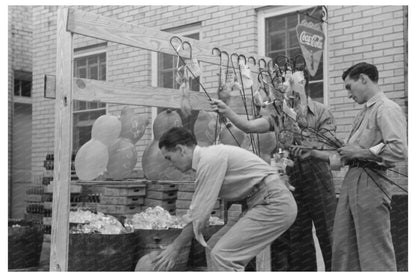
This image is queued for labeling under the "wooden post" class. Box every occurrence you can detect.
[256,246,271,271]
[50,7,73,271]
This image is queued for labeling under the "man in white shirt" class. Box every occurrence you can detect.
[152,127,297,271]
[300,62,407,271]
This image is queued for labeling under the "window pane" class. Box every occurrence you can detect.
[76,58,86,68]
[288,29,299,48]
[267,17,286,31]
[161,53,174,69]
[308,82,323,103]
[88,65,98,80]
[21,80,32,97]
[77,67,87,78]
[270,33,286,51]
[14,80,20,96]
[287,13,299,28]
[161,71,174,88]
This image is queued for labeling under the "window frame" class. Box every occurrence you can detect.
[257,5,329,105]
[13,70,32,103]
[72,47,108,151]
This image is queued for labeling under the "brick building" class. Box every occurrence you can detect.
[8,5,408,218]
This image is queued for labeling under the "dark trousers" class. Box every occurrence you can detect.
[272,159,337,271]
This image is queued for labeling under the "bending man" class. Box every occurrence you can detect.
[152,127,297,271]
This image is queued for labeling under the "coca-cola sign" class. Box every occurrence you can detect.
[296,20,325,77]
[299,31,324,50]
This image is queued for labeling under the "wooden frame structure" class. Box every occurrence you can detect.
[52,7,273,271]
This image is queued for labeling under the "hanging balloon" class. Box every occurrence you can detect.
[120,107,149,144]
[107,137,138,180]
[91,114,122,146]
[152,109,182,140]
[75,139,109,181]
[194,110,219,146]
[142,140,191,181]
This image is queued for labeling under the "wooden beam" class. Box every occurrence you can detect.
[67,8,271,71]
[73,78,253,115]
[50,7,73,271]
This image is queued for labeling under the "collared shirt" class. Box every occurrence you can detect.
[188,144,277,245]
[330,92,407,169]
[265,97,337,148]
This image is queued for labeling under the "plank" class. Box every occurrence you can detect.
[50,7,73,271]
[73,78,253,115]
[67,8,271,71]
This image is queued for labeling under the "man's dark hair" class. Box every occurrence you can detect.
[342,62,379,82]
[158,127,197,151]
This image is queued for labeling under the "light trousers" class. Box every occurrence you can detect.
[332,167,396,271]
[205,175,297,271]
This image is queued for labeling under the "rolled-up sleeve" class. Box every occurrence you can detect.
[376,105,407,166]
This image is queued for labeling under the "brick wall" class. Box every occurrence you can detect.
[327,5,408,193]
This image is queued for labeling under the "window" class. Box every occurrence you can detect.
[14,71,32,98]
[157,32,200,132]
[73,51,107,151]
[265,7,324,103]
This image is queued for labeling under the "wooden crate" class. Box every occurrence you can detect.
[177,182,196,192]
[177,191,194,200]
[100,195,145,206]
[144,181,178,192]
[97,204,144,215]
[144,198,176,214]
[103,185,146,197]
[146,190,177,200]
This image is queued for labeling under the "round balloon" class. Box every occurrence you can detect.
[194,110,219,146]
[107,137,138,180]
[259,132,277,156]
[142,140,193,181]
[120,107,149,144]
[152,109,182,140]
[75,139,109,181]
[91,114,122,146]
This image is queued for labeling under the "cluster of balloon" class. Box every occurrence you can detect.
[75,108,149,181]
[142,109,194,181]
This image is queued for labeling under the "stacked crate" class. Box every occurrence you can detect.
[24,175,44,225]
[143,180,178,215]
[175,181,224,219]
[41,153,90,234]
[96,181,146,216]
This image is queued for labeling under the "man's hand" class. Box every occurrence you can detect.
[289,145,314,161]
[210,99,231,115]
[337,144,363,162]
[152,244,179,271]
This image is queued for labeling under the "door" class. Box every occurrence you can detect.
[11,103,32,219]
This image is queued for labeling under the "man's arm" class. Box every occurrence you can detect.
[210,99,270,133]
[152,223,194,271]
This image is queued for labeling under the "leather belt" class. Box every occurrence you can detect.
[348,160,387,171]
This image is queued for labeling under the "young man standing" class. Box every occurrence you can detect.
[304,62,407,271]
[152,127,297,271]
